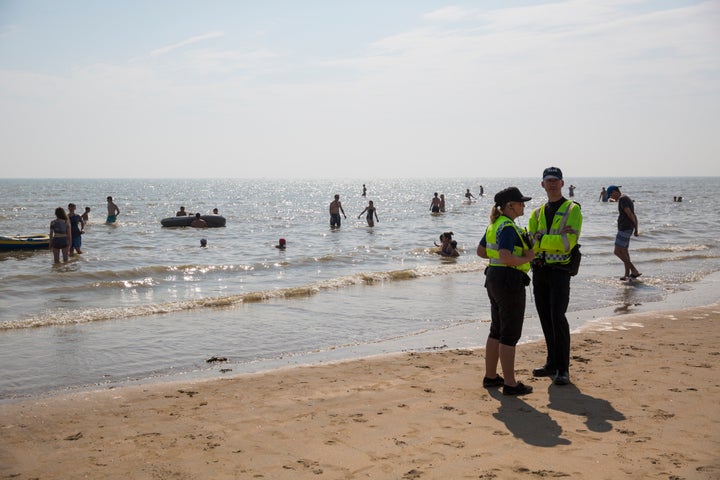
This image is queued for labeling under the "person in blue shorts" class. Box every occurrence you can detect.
[67,203,85,255]
[607,185,641,280]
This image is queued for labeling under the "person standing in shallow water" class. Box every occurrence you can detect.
[329,194,346,228]
[67,203,85,255]
[358,200,379,227]
[477,187,535,396]
[607,185,641,281]
[50,207,72,263]
[430,192,441,213]
[106,196,120,223]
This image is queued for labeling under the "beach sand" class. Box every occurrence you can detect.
[1,304,719,480]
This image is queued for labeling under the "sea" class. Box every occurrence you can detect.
[1,177,718,401]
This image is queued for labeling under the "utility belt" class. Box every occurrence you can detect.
[485,264,531,286]
[531,253,571,273]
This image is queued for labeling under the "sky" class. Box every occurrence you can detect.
[1,0,718,178]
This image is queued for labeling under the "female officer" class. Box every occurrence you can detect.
[477,187,536,396]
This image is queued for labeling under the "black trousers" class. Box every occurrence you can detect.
[532,266,571,373]
[485,267,527,346]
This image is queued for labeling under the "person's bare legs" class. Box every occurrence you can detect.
[484,337,500,379]
[499,344,517,386]
[614,245,639,279]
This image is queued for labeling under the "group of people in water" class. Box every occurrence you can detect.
[175,206,221,229]
[429,187,486,213]
[329,194,380,228]
[434,231,459,257]
[48,196,121,262]
[46,175,647,399]
[176,206,220,217]
[49,203,85,262]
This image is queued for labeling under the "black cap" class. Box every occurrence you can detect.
[494,187,532,207]
[542,166,563,180]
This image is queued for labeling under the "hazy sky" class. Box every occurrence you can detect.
[1,0,718,178]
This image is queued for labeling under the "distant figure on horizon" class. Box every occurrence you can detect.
[465,189,476,201]
[200,238,207,247]
[212,208,219,214]
[362,184,367,197]
[568,185,576,197]
[81,206,91,223]
[479,185,485,197]
[439,194,446,212]
[276,238,286,249]
[329,194,346,228]
[599,187,608,202]
[176,206,188,216]
[106,196,120,224]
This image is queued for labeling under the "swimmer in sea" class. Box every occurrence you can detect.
[190,213,208,228]
[430,193,441,213]
[358,200,379,227]
[106,196,120,223]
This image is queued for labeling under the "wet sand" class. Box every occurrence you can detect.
[1,304,719,479]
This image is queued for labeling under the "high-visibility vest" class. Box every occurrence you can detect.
[485,215,531,273]
[528,201,582,265]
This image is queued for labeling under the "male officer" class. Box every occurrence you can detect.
[527,167,583,385]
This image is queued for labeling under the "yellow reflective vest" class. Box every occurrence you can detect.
[528,200,582,265]
[485,215,531,273]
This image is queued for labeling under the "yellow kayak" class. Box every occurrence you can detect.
[0,234,51,251]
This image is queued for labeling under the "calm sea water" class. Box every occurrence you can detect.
[1,177,718,400]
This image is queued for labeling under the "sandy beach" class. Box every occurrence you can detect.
[1,304,719,480]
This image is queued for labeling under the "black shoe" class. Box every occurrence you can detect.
[503,382,533,396]
[532,366,556,377]
[554,372,570,385]
[483,375,504,388]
